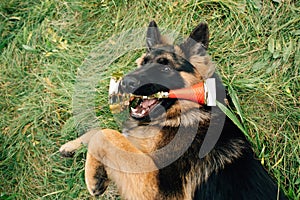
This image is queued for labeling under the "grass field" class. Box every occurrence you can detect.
[0,0,299,199]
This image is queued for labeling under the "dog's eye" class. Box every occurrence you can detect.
[160,66,171,72]
[142,57,149,65]
[157,58,169,65]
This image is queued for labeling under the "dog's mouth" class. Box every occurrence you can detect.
[129,96,162,119]
[109,76,175,120]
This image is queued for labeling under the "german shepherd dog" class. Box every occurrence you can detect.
[60,21,287,200]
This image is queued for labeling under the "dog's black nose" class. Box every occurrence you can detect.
[121,76,140,92]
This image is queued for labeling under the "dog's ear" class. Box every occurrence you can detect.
[180,22,209,58]
[180,23,214,79]
[146,20,162,50]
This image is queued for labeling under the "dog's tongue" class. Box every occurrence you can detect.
[130,98,159,119]
[141,99,157,108]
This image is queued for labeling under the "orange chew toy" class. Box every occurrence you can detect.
[168,82,205,104]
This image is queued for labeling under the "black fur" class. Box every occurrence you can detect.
[194,118,287,200]
[93,165,109,195]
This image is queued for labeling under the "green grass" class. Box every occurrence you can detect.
[0,0,299,199]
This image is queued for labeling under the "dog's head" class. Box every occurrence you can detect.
[120,21,215,124]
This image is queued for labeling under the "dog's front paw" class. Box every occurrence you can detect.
[85,152,110,196]
[59,139,82,157]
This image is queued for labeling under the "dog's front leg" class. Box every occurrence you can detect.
[59,128,100,157]
[85,151,110,196]
[87,129,159,199]
[59,128,110,196]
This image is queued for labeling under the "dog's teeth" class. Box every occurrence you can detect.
[131,107,137,113]
[141,110,146,115]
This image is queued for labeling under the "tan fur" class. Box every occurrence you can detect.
[59,128,100,154]
[174,45,185,57]
[61,129,159,199]
[106,168,158,200]
[159,35,171,45]
[85,152,110,195]
[179,71,201,86]
[156,54,176,65]
[87,129,158,172]
[189,55,215,79]
[124,125,163,153]
[136,53,146,67]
